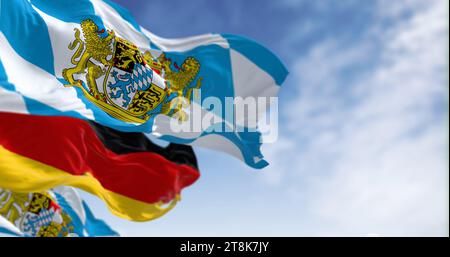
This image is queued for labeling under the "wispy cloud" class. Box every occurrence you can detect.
[84,0,449,236]
[261,0,449,236]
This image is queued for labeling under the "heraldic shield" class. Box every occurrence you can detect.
[62,19,168,124]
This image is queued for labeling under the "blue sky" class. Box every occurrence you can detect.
[80,0,449,236]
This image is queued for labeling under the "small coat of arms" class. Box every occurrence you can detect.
[62,19,202,123]
[0,190,75,237]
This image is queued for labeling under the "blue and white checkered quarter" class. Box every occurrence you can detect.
[131,63,153,91]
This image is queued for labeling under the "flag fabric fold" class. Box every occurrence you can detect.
[0,111,200,221]
[0,215,23,237]
[52,186,119,236]
[0,0,288,168]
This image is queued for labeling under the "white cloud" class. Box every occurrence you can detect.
[262,0,449,236]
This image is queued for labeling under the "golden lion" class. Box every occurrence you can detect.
[62,19,115,101]
[145,52,202,121]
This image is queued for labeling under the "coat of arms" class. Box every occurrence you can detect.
[62,19,202,123]
[0,190,75,237]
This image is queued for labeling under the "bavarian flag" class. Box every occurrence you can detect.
[0,0,288,169]
[0,111,200,221]
[0,186,119,237]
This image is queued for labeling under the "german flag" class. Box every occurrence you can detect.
[0,111,200,221]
